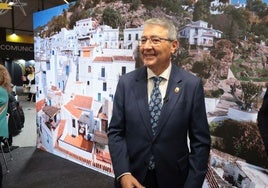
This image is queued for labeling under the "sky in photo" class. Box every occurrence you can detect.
[232,0,268,4]
[33,3,71,29]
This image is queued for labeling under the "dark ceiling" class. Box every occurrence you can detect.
[0,0,69,35]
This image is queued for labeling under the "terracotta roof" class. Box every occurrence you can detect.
[93,56,113,62]
[64,134,93,152]
[93,56,134,62]
[73,95,93,110]
[42,106,60,118]
[113,56,134,61]
[64,101,82,119]
[36,98,46,112]
[56,119,66,140]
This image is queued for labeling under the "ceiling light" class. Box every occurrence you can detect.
[8,1,14,6]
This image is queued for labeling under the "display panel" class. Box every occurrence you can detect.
[34,1,268,186]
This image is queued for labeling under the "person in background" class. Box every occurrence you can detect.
[0,64,12,188]
[22,66,31,85]
[108,18,211,188]
[29,66,36,102]
[26,66,35,102]
[3,90,20,152]
[23,66,31,99]
[257,85,268,156]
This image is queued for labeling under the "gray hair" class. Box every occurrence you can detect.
[144,18,177,40]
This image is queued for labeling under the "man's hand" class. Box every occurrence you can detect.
[120,174,145,188]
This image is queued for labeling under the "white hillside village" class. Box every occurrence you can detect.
[34,15,268,187]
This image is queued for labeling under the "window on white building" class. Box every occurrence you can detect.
[72,119,75,128]
[98,93,101,101]
[103,82,107,91]
[46,61,50,70]
[101,67,105,78]
[122,66,126,75]
[135,34,139,40]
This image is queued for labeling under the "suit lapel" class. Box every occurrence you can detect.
[131,65,185,138]
[154,64,184,138]
[132,67,153,137]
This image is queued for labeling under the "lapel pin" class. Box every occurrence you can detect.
[174,87,180,93]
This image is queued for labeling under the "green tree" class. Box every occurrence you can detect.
[223,6,249,40]
[191,55,218,80]
[171,47,192,67]
[101,7,123,29]
[249,0,267,18]
[54,15,68,31]
[162,0,183,14]
[240,81,262,110]
[69,9,91,29]
[211,119,268,168]
[130,0,142,11]
[246,0,254,10]
[192,0,210,21]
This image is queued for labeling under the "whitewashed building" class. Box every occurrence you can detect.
[123,26,143,49]
[210,0,231,14]
[179,20,222,50]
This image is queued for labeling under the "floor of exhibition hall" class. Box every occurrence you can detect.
[0,87,114,188]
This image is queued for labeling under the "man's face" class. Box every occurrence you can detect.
[139,24,178,74]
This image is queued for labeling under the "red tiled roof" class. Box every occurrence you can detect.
[64,101,82,119]
[36,99,46,112]
[51,85,59,91]
[42,106,60,118]
[73,95,93,109]
[113,56,134,61]
[56,119,66,140]
[93,56,113,62]
[64,134,93,152]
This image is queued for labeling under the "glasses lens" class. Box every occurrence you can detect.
[140,38,147,45]
[150,37,161,44]
[139,36,170,46]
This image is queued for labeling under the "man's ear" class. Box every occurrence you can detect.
[171,40,179,54]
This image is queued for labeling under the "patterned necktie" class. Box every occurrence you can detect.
[149,76,163,135]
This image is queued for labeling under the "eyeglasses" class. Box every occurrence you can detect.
[138,36,173,46]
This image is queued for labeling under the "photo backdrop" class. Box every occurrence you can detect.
[34,1,268,187]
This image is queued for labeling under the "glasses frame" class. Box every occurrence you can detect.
[138,36,173,46]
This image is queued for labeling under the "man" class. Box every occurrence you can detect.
[108,18,211,188]
[257,87,268,156]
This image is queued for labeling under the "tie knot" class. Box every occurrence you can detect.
[152,76,163,87]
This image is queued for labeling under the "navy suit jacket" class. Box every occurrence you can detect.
[108,63,211,188]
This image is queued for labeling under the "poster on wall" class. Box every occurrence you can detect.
[34,0,268,186]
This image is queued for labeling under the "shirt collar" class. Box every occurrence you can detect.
[147,63,171,81]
